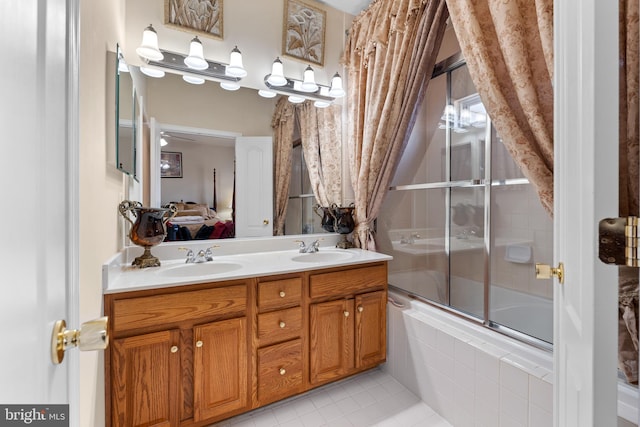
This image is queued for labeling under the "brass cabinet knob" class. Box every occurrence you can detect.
[196,340,203,348]
[279,368,286,376]
[279,321,286,329]
[344,311,350,317]
[279,291,286,298]
[535,262,565,284]
[263,219,270,225]
[170,345,179,353]
[357,306,364,313]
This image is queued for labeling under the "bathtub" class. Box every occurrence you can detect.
[385,288,638,425]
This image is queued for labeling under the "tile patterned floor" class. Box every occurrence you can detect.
[210,368,452,427]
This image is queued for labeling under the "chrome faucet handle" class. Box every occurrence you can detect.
[178,247,195,263]
[204,246,219,261]
[294,240,307,252]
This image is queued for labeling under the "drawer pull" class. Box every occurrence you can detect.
[196,340,203,348]
[170,345,179,353]
[279,321,286,329]
[279,291,286,298]
[358,306,364,313]
[344,311,350,317]
[279,368,286,376]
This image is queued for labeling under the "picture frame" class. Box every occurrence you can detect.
[161,151,183,178]
[282,0,326,66]
[164,0,223,40]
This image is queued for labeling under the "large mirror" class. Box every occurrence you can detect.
[115,46,138,179]
[140,69,326,239]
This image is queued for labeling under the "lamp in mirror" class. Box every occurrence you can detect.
[135,25,246,90]
[260,58,345,107]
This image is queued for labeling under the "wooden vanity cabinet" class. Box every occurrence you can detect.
[104,281,251,427]
[309,263,387,386]
[105,261,388,426]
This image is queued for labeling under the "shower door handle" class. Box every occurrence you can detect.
[535,263,564,284]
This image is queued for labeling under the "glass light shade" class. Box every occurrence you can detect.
[288,95,305,104]
[300,65,318,92]
[136,25,164,61]
[328,72,345,98]
[225,46,247,78]
[314,100,331,108]
[184,37,208,70]
[267,58,287,86]
[220,81,240,91]
[118,58,129,73]
[183,75,205,84]
[258,89,277,98]
[140,67,165,78]
[160,137,168,146]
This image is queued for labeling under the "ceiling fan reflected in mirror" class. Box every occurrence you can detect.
[160,131,196,146]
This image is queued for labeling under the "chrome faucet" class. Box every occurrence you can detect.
[400,233,421,244]
[180,247,215,263]
[295,239,321,253]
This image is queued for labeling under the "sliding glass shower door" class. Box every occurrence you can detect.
[378,54,554,346]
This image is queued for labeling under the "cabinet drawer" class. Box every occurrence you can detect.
[309,264,387,299]
[257,339,303,405]
[257,307,302,346]
[257,277,302,312]
[112,285,246,334]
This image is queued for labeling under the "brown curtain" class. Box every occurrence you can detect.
[345,0,449,250]
[618,0,639,384]
[272,97,296,235]
[297,102,343,207]
[446,0,555,215]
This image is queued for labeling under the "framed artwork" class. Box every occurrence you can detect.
[282,0,326,66]
[164,0,223,40]
[161,151,183,178]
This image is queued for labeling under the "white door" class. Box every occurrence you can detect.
[0,0,79,418]
[554,0,619,425]
[235,137,273,237]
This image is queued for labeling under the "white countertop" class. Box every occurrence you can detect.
[104,246,392,294]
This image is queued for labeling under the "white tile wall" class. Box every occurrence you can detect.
[385,293,555,427]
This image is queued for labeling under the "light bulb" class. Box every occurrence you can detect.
[300,65,318,92]
[328,72,345,98]
[267,57,287,86]
[225,46,247,78]
[184,36,208,70]
[183,75,205,85]
[136,24,163,61]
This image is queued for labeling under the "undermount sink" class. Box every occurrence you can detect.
[157,261,243,278]
[290,251,355,263]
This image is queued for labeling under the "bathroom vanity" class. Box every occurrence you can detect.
[103,245,390,427]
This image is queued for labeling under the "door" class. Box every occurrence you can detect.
[355,291,387,369]
[0,0,79,420]
[193,318,248,422]
[111,331,180,427]
[309,299,355,384]
[235,137,273,237]
[555,0,619,425]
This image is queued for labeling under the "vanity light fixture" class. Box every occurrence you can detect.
[135,25,246,89]
[260,58,346,107]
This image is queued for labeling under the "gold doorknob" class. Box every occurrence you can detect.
[357,306,364,313]
[196,340,203,348]
[535,262,565,284]
[344,311,350,317]
[263,219,269,225]
[279,291,286,298]
[279,368,286,376]
[279,321,286,329]
[51,317,109,364]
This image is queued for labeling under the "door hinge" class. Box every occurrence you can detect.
[598,217,640,266]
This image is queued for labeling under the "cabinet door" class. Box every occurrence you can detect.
[111,330,180,427]
[193,317,248,422]
[355,291,387,369]
[310,299,355,384]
